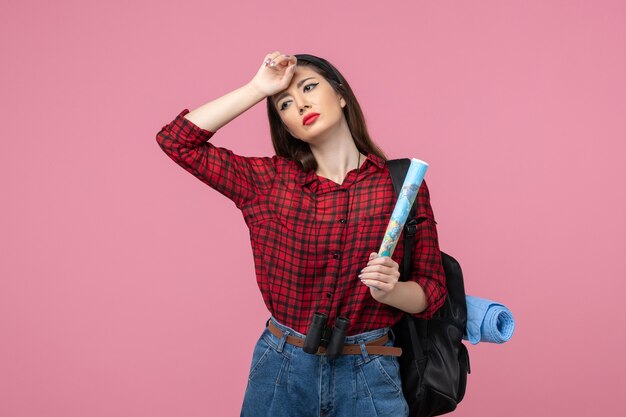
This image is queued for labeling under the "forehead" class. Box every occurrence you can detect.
[291,65,322,82]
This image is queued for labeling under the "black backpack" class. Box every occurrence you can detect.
[387,159,471,417]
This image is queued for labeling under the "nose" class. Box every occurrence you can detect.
[297,100,311,114]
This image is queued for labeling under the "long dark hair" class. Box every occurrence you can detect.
[266,53,387,172]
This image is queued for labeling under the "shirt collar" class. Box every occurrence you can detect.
[294,165,317,187]
[366,152,386,170]
[294,152,386,187]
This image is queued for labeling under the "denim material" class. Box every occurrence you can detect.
[240,317,409,417]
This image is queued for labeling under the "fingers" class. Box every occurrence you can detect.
[359,265,399,281]
[264,51,296,70]
[361,279,393,292]
[359,254,399,291]
[264,51,282,61]
[362,262,396,273]
[359,267,397,283]
[361,269,396,291]
[364,254,397,270]
[252,52,296,97]
[263,51,280,67]
[360,270,398,292]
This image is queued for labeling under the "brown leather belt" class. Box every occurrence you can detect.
[267,321,402,357]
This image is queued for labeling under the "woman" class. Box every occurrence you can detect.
[156,51,447,417]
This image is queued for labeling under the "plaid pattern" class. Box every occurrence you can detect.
[156,109,447,335]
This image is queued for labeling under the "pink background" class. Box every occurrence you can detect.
[2,0,625,416]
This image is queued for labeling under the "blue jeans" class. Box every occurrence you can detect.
[240,317,409,417]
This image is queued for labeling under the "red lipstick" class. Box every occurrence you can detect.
[302,113,320,125]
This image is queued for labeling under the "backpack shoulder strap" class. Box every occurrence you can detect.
[386,159,418,282]
[387,159,426,355]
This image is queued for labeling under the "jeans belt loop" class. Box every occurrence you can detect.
[358,339,371,363]
[276,328,289,353]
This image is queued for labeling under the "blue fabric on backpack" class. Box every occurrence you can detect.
[463,295,515,344]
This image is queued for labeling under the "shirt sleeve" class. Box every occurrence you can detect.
[407,180,448,319]
[155,109,276,209]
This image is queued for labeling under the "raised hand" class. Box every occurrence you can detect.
[249,51,298,97]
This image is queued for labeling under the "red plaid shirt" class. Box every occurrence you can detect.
[156,109,447,335]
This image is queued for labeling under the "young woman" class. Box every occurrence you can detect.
[156,51,447,417]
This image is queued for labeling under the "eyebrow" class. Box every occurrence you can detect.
[273,77,317,105]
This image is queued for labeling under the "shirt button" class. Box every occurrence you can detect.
[332,251,340,259]
[326,292,333,299]
[339,218,346,224]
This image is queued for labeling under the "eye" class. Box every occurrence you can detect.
[278,83,319,111]
[279,101,291,111]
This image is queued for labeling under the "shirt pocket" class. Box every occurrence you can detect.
[356,213,392,258]
[245,206,297,232]
[356,212,410,268]
[247,207,315,272]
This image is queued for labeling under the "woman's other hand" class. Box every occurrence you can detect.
[359,252,401,302]
[249,51,297,97]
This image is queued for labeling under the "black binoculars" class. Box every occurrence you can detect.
[303,312,350,360]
